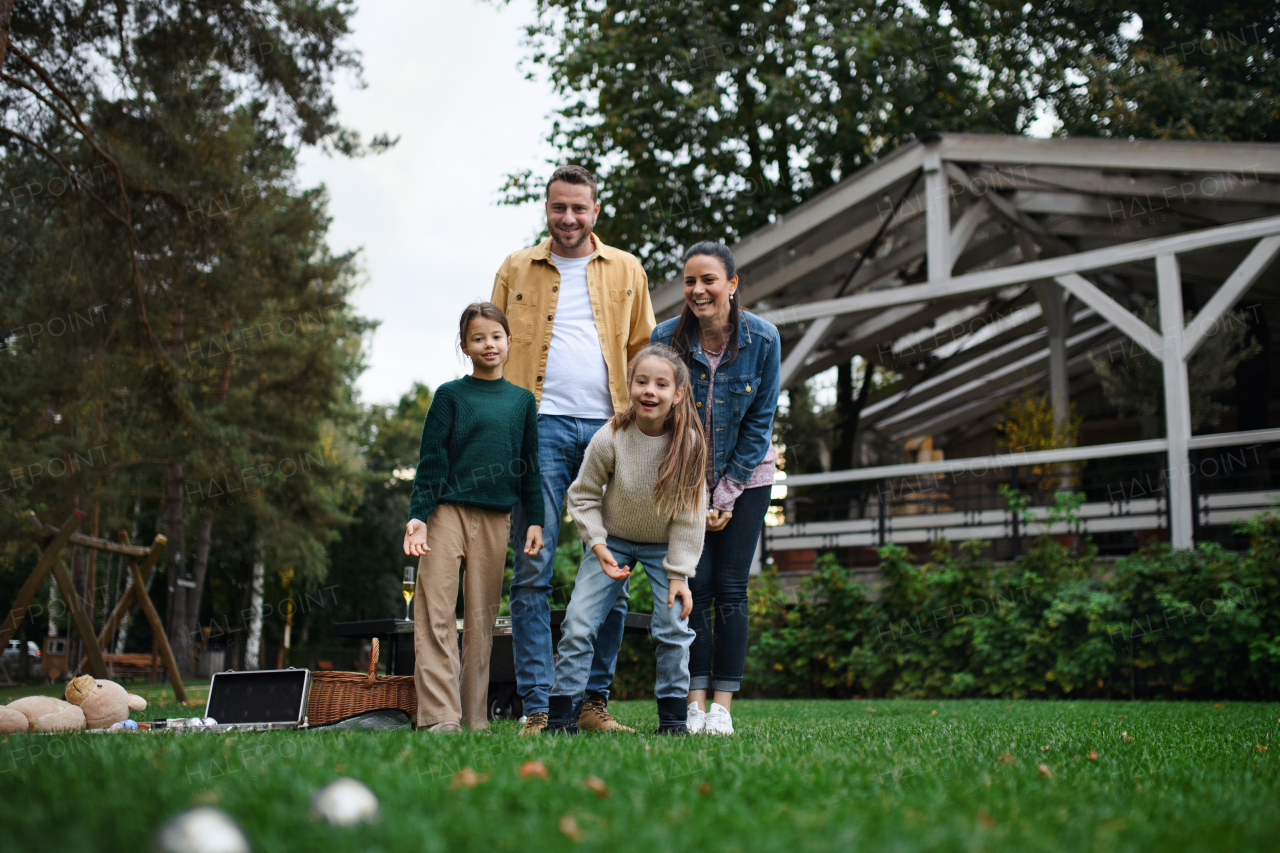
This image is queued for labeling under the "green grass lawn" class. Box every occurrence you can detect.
[1,695,1277,852]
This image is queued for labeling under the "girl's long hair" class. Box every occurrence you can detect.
[610,344,707,520]
[668,241,741,366]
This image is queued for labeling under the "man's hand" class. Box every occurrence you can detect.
[593,543,631,580]
[668,577,693,619]
[404,519,430,556]
[706,508,733,532]
[524,525,544,556]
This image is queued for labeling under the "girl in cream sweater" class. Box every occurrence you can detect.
[544,344,707,734]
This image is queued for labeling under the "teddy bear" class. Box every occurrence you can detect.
[64,674,148,729]
[0,675,147,733]
[0,695,86,733]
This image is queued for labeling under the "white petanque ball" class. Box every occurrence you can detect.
[310,778,380,826]
[188,717,206,727]
[111,722,124,730]
[153,807,251,853]
[203,717,218,727]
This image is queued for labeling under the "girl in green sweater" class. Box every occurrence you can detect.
[402,303,544,732]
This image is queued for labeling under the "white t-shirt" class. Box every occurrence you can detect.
[540,251,615,419]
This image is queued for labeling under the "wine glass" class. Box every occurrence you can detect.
[402,566,416,621]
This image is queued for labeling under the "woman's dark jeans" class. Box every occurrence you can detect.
[688,485,772,693]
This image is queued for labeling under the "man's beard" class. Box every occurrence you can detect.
[549,219,592,251]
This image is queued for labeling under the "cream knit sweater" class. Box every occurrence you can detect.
[567,421,706,579]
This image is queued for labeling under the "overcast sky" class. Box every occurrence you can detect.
[296,0,559,406]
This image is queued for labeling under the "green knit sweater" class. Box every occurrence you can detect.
[408,375,543,526]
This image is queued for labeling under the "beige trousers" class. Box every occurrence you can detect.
[413,503,511,730]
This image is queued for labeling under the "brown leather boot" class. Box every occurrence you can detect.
[518,712,549,736]
[578,695,635,733]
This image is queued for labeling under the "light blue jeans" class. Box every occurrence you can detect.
[511,415,627,715]
[552,535,695,701]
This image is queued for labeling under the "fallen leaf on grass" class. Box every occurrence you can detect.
[1041,745,1050,752]
[1257,745,1269,752]
[867,707,877,713]
[1214,703,1224,709]
[452,767,489,789]
[520,761,548,779]
[976,809,996,829]
[559,813,585,842]
[997,753,1018,766]
[1038,763,1053,779]
[193,788,221,805]
[930,710,938,716]
[1120,732,1135,743]
[583,775,609,799]
[1087,750,1098,761]
[698,782,713,796]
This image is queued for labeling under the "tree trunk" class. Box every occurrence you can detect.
[165,460,193,676]
[185,514,215,652]
[0,0,14,71]
[245,537,265,670]
[114,497,143,654]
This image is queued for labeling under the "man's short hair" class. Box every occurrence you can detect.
[546,165,598,202]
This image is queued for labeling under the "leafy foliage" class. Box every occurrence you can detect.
[740,510,1280,700]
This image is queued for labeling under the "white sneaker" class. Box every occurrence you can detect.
[686,703,707,734]
[704,702,734,735]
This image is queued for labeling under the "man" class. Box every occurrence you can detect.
[491,164,656,735]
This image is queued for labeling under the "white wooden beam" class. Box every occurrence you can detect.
[780,437,1171,487]
[758,214,1280,327]
[925,148,951,283]
[1052,274,1162,362]
[1157,253,1194,550]
[1183,235,1280,357]
[779,316,835,388]
[936,133,1280,175]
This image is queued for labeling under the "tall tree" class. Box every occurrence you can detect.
[1,1,383,673]
[501,0,1129,281]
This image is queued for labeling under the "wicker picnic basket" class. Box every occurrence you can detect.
[307,638,417,726]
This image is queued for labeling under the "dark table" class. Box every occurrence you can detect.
[330,610,652,719]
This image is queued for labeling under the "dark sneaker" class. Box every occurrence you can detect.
[578,696,636,733]
[518,712,549,736]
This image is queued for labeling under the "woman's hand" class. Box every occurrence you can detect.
[523,525,544,556]
[668,577,693,619]
[706,508,733,532]
[593,543,631,579]
[404,519,430,556]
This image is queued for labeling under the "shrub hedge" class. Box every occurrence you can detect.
[745,512,1280,700]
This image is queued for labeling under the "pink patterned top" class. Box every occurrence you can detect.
[703,343,776,512]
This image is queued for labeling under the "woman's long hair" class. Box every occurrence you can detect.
[668,241,741,366]
[609,344,707,520]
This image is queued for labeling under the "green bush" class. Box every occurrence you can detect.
[743,511,1280,700]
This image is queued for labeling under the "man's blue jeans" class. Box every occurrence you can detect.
[553,536,694,701]
[511,414,628,715]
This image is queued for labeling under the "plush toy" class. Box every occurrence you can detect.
[64,674,147,730]
[0,695,86,733]
[0,675,147,733]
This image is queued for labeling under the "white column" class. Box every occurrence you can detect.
[1156,254,1193,549]
[245,536,265,670]
[924,150,950,284]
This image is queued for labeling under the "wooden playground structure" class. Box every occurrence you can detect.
[0,510,188,704]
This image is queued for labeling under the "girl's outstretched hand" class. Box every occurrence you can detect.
[668,577,693,619]
[404,519,430,556]
[593,543,631,579]
[524,525,544,556]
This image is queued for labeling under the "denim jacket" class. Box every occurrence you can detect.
[651,310,781,485]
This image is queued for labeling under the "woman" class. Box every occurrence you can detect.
[651,241,781,735]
